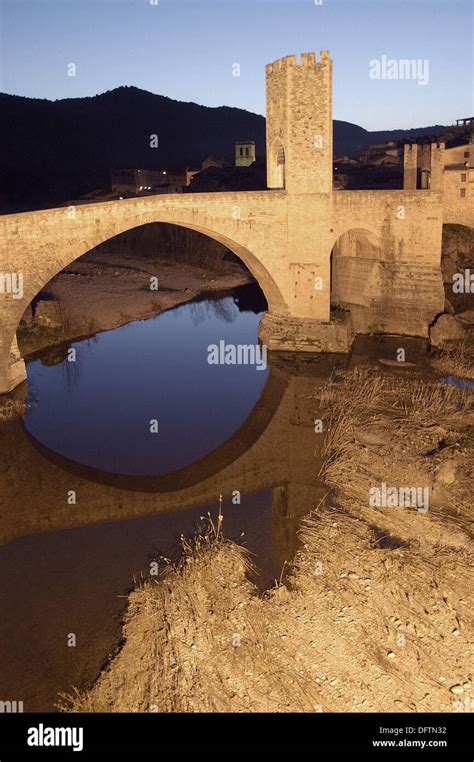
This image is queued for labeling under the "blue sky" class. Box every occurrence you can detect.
[0,0,472,130]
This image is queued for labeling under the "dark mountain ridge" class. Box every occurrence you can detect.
[0,87,447,212]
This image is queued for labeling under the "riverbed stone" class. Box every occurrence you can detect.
[457,310,474,326]
[436,461,457,485]
[430,314,466,347]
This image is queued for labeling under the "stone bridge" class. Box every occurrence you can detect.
[0,50,448,394]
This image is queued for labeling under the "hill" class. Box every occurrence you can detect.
[0,87,447,212]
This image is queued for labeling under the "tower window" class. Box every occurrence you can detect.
[246,147,250,156]
[464,151,470,158]
[274,144,285,189]
[460,188,466,197]
[240,147,243,156]
[461,173,467,182]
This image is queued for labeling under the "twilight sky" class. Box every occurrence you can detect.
[0,0,472,130]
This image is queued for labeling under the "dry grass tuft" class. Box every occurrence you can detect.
[407,381,472,418]
[431,340,474,381]
[319,368,473,546]
[60,503,330,714]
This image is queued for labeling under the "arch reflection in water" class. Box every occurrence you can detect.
[3,284,346,554]
[24,285,269,476]
[3,349,342,568]
[0,285,346,713]
[0,355,341,713]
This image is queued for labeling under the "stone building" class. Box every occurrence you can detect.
[201,155,229,171]
[111,168,187,194]
[235,140,256,167]
[185,165,202,186]
[358,140,402,167]
[403,129,473,227]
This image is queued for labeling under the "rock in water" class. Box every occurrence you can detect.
[430,314,466,347]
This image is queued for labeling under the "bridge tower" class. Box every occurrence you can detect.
[261,50,340,342]
[266,51,333,194]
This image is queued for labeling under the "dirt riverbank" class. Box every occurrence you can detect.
[17,250,254,358]
[63,363,473,714]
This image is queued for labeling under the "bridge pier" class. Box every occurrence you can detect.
[0,336,26,395]
[259,312,354,353]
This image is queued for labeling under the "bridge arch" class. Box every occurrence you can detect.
[330,225,381,257]
[330,226,381,309]
[1,211,289,393]
[23,219,287,319]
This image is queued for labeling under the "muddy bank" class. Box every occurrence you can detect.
[18,250,254,358]
[64,367,473,713]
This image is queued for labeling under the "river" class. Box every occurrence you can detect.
[0,281,437,712]
[0,282,334,712]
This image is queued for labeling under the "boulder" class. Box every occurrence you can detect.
[441,256,458,285]
[436,461,457,485]
[430,314,466,347]
[457,310,474,326]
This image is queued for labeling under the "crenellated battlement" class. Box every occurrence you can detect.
[404,140,446,190]
[300,52,316,66]
[405,139,445,151]
[265,50,331,75]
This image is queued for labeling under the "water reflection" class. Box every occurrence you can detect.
[0,284,344,712]
[24,285,269,475]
